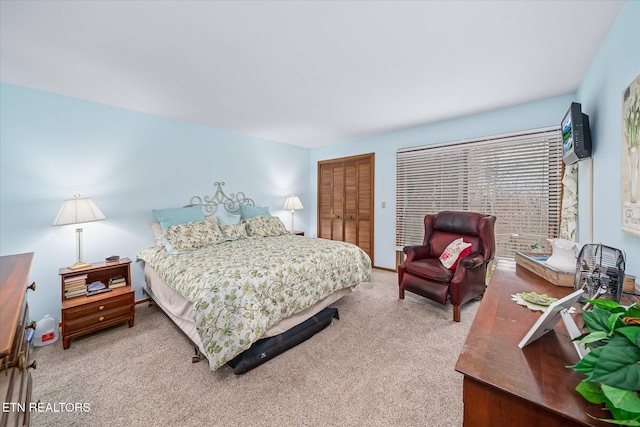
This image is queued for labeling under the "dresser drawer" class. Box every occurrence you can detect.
[0,368,32,427]
[63,292,133,322]
[64,305,134,336]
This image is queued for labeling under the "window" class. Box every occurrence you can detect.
[396,127,563,258]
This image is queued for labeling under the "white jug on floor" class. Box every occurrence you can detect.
[33,314,59,346]
[545,238,577,272]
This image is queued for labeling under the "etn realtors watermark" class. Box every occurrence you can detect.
[2,402,91,413]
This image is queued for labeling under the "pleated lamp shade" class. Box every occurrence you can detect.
[53,194,106,226]
[283,196,304,211]
[53,194,106,270]
[283,196,303,231]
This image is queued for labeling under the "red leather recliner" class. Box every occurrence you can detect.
[398,211,497,322]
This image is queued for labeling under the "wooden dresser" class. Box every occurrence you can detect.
[455,259,628,427]
[1,253,37,427]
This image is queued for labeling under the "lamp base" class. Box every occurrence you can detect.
[68,261,92,270]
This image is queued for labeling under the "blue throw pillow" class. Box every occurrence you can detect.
[239,205,271,220]
[216,212,241,225]
[152,206,205,232]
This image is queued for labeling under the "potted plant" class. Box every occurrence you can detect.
[568,299,640,425]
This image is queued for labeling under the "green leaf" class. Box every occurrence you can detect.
[588,299,622,310]
[594,414,640,426]
[569,346,604,375]
[609,312,628,333]
[602,397,640,426]
[588,336,640,390]
[617,326,640,347]
[573,331,592,341]
[576,380,606,404]
[584,309,615,334]
[581,331,611,345]
[627,306,640,318]
[602,384,640,413]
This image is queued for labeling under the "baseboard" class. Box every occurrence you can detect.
[373,266,396,273]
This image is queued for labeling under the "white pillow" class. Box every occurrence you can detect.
[149,222,163,247]
[439,238,472,270]
[217,212,241,225]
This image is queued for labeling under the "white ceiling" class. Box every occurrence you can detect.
[0,1,625,148]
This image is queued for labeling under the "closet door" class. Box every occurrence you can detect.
[344,161,358,245]
[331,163,344,240]
[318,162,342,241]
[356,157,373,258]
[318,153,374,263]
[318,163,332,240]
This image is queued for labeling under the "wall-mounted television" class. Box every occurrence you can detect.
[561,102,592,165]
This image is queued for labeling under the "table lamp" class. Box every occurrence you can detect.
[53,194,106,270]
[283,195,303,231]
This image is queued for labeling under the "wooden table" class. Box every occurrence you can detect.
[455,259,615,427]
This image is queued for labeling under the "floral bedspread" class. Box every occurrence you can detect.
[137,235,371,370]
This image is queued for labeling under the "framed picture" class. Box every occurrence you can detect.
[518,289,587,359]
[622,74,640,237]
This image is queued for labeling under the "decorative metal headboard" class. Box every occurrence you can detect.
[186,182,255,216]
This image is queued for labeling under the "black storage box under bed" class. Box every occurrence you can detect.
[227,307,339,374]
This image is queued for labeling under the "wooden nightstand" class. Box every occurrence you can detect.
[291,230,305,236]
[59,258,134,349]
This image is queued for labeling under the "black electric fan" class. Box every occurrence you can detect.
[573,244,626,303]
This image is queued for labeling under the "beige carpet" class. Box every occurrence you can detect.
[31,269,479,427]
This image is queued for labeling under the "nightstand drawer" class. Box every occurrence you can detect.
[63,293,132,322]
[63,305,133,336]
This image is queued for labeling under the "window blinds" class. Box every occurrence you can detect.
[396,126,563,258]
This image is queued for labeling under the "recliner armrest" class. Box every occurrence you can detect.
[452,254,485,284]
[458,254,484,270]
[451,254,484,284]
[402,245,431,263]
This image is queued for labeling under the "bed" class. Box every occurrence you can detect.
[137,182,372,372]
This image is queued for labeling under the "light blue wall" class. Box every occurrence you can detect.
[0,83,309,322]
[310,0,639,277]
[309,96,575,270]
[576,0,640,277]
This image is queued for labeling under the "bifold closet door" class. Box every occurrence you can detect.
[318,153,374,263]
[356,159,372,258]
[318,162,342,241]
